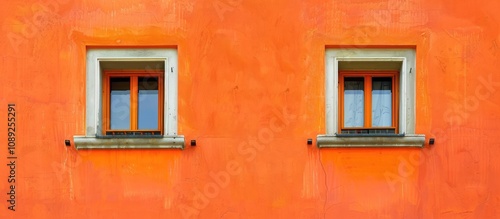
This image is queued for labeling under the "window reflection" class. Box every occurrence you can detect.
[138,77,159,130]
[110,78,130,130]
[372,77,392,127]
[344,77,364,127]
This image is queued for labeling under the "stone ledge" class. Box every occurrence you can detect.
[316,134,425,148]
[73,135,185,149]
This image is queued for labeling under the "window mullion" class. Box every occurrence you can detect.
[130,76,139,130]
[365,75,372,128]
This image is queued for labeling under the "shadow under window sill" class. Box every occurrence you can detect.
[316,134,425,148]
[73,135,185,149]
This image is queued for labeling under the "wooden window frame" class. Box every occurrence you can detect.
[102,70,164,136]
[339,71,399,134]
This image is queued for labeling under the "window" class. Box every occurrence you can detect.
[74,48,184,149]
[103,71,163,136]
[339,71,399,134]
[317,48,425,147]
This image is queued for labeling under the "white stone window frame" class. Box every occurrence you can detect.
[74,48,184,149]
[317,48,425,148]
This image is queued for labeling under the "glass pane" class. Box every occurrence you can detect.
[110,78,130,130]
[344,78,364,127]
[372,77,392,127]
[138,77,159,130]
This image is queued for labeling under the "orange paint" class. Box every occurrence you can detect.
[1,0,500,218]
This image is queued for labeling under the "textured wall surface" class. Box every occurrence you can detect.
[1,0,500,218]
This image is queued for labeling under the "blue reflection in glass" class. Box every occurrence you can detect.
[138,77,159,130]
[110,78,130,130]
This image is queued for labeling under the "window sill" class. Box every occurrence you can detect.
[316,134,425,148]
[73,135,185,149]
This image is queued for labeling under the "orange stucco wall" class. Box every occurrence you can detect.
[1,0,500,218]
